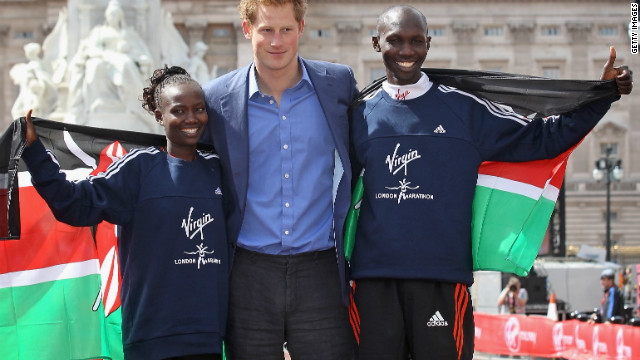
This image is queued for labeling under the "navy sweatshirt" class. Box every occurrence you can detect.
[349,84,615,285]
[22,139,228,359]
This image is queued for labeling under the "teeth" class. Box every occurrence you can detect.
[397,61,415,68]
[182,128,198,134]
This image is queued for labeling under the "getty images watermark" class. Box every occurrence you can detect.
[632,2,639,54]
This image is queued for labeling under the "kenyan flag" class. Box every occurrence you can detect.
[471,145,575,276]
[0,118,169,359]
[0,181,122,359]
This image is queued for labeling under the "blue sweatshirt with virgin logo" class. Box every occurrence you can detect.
[349,84,615,285]
[22,139,229,359]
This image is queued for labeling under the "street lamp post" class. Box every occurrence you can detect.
[592,146,623,262]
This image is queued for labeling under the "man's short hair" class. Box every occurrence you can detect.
[238,0,307,26]
[376,5,428,37]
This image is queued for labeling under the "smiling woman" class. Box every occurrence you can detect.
[141,66,208,161]
[20,65,229,360]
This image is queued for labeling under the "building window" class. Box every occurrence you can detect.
[598,26,618,36]
[542,66,560,79]
[310,29,331,39]
[541,26,560,36]
[600,142,619,156]
[14,31,33,39]
[484,26,503,36]
[603,211,618,222]
[213,28,230,38]
[429,27,446,37]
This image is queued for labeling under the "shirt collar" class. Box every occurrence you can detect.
[381,72,432,101]
[249,57,313,99]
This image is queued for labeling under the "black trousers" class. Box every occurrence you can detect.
[352,279,474,360]
[227,247,354,360]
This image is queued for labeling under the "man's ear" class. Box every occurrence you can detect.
[426,36,432,51]
[298,19,305,38]
[372,36,381,52]
[242,21,252,40]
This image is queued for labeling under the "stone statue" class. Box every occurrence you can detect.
[159,10,190,70]
[9,43,58,119]
[42,8,68,85]
[66,0,157,133]
[188,41,211,84]
[9,0,219,134]
[210,64,219,80]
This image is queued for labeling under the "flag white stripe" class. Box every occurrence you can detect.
[99,245,120,315]
[476,174,559,201]
[541,183,560,202]
[0,259,99,289]
[18,168,93,187]
[64,131,97,169]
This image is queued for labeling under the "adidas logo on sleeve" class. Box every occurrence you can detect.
[427,311,449,327]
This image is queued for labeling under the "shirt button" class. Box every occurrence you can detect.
[285,202,290,207]
[284,173,290,179]
[283,144,289,150]
[269,100,274,104]
[282,115,286,120]
[285,230,290,235]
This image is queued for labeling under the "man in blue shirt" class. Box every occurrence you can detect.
[202,0,358,358]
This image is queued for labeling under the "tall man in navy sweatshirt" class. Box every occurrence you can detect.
[349,5,633,360]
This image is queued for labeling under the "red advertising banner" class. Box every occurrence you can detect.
[475,313,640,359]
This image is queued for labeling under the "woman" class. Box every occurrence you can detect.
[21,66,228,360]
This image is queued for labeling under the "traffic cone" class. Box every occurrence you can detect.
[547,292,558,321]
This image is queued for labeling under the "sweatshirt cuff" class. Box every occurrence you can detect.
[21,137,46,166]
[21,138,58,186]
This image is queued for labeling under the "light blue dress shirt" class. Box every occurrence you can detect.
[238,60,336,254]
